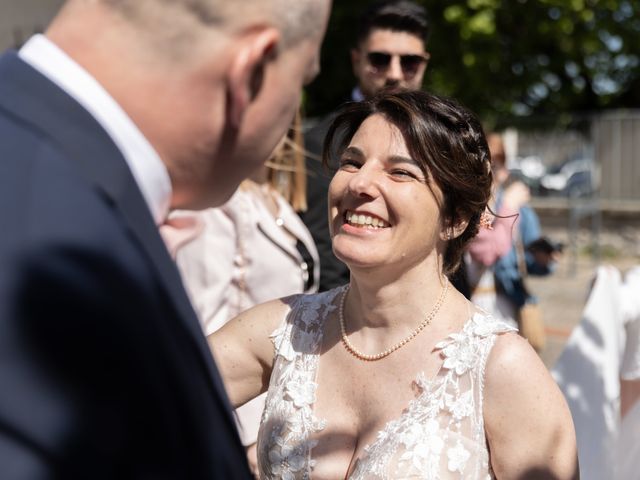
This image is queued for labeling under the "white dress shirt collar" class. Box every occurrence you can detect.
[19,34,172,225]
[351,86,365,102]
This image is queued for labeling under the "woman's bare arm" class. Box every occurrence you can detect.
[484,333,579,479]
[207,297,294,408]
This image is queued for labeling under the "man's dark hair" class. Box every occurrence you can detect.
[354,0,430,47]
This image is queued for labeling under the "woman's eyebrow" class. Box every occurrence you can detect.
[342,146,364,157]
[341,149,420,169]
[388,155,419,166]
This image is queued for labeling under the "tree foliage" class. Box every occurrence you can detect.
[305,0,640,128]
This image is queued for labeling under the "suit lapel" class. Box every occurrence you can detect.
[0,52,235,420]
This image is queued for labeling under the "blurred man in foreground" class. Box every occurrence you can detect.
[0,0,331,477]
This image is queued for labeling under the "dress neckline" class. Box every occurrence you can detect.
[309,300,500,478]
[262,288,516,480]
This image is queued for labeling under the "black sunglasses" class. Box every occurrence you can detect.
[366,51,429,75]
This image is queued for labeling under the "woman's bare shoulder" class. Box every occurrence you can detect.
[488,329,541,369]
[483,331,578,478]
[217,293,304,339]
[483,331,554,395]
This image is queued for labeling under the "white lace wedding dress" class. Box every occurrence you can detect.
[257,287,516,479]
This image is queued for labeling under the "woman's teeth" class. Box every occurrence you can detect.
[345,211,390,228]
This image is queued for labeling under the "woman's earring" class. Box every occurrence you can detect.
[479,210,494,230]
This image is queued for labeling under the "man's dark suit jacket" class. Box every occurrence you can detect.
[0,52,251,479]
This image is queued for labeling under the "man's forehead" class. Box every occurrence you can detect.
[361,28,426,53]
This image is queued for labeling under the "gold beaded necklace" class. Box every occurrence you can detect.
[339,278,449,361]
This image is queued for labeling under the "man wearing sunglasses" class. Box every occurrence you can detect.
[302,0,431,291]
[350,1,430,100]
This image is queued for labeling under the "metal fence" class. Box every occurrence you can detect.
[502,110,640,273]
[504,109,640,205]
[594,110,640,206]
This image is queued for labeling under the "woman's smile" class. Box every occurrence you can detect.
[343,209,391,229]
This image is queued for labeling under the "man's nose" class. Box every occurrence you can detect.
[386,55,404,82]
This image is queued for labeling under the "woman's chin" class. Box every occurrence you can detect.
[333,248,383,271]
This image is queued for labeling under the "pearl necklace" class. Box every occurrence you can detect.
[339,278,449,361]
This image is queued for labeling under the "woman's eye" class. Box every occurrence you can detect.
[339,158,361,169]
[390,169,417,179]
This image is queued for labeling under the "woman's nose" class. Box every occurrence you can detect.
[347,165,380,198]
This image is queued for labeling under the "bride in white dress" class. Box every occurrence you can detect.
[210,90,578,479]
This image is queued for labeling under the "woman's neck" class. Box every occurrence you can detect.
[345,260,447,331]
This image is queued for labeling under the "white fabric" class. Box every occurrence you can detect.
[466,256,517,329]
[616,399,640,480]
[552,265,640,480]
[257,287,516,479]
[19,35,171,225]
[617,266,640,480]
[351,86,365,102]
[621,266,640,380]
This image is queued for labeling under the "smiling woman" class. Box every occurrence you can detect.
[210,90,579,479]
[324,91,492,276]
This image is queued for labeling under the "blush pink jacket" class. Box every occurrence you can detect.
[172,187,319,445]
[467,205,519,267]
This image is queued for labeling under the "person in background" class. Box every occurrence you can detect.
[552,265,640,479]
[465,132,559,328]
[0,0,332,477]
[301,0,430,291]
[487,133,560,320]
[170,110,319,477]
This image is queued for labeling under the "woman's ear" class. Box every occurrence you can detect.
[226,27,280,128]
[440,217,470,242]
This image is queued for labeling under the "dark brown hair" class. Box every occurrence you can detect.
[323,89,492,275]
[355,0,430,47]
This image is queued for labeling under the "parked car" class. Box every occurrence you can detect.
[508,155,546,194]
[539,153,594,197]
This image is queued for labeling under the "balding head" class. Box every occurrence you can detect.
[93,0,326,56]
[49,0,332,208]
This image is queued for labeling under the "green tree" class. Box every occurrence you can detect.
[305,0,640,127]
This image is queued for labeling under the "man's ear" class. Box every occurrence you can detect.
[227,27,280,128]
[350,48,361,76]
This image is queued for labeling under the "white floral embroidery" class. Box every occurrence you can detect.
[400,441,443,478]
[270,322,296,362]
[298,302,322,328]
[285,372,317,408]
[268,439,308,480]
[293,327,320,353]
[445,390,474,420]
[399,419,444,476]
[447,441,471,473]
[441,335,479,375]
[471,313,503,336]
[258,293,515,480]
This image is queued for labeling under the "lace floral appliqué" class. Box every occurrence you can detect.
[258,295,516,480]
